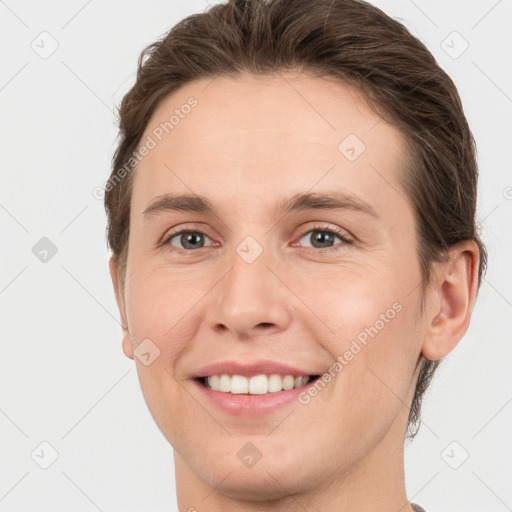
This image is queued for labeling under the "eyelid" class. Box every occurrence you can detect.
[160,223,214,248]
[161,222,353,252]
[293,222,353,250]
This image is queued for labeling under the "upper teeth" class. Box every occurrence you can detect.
[205,374,311,394]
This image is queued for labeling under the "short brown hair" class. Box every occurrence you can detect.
[104,0,487,439]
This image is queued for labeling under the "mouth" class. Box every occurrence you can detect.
[196,373,321,395]
[190,360,324,416]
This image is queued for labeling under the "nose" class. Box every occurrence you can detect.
[205,244,292,340]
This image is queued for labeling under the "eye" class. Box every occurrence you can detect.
[162,224,352,254]
[297,224,351,250]
[164,229,214,251]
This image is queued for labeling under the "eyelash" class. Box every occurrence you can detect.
[162,223,352,254]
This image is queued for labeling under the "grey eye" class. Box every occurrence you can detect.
[169,231,212,250]
[299,229,345,249]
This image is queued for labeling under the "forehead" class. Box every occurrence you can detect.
[132,72,409,218]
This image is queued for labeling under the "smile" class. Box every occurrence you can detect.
[201,374,317,394]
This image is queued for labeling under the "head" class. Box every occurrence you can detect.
[105,0,486,502]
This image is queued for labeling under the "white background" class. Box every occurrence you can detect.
[0,1,511,511]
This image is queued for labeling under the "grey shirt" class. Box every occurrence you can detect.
[412,504,427,512]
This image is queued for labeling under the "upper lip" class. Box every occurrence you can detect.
[193,359,319,379]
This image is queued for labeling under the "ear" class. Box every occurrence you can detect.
[109,255,134,360]
[421,240,480,361]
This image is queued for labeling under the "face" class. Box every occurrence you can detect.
[114,72,429,501]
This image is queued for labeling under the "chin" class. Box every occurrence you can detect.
[179,436,318,500]
[204,465,312,502]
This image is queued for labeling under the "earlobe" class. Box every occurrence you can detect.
[121,332,134,360]
[421,240,480,361]
[108,255,134,360]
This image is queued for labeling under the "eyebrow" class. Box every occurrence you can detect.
[142,191,379,219]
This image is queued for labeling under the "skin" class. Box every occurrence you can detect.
[109,71,480,512]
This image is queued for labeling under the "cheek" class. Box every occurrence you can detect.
[309,268,421,421]
[123,264,216,434]
[125,261,203,350]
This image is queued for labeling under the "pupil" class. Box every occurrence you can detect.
[183,233,203,249]
[313,231,333,248]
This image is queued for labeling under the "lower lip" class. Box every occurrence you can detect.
[192,378,314,416]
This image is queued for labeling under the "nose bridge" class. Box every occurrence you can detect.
[207,234,291,337]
